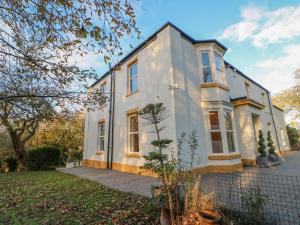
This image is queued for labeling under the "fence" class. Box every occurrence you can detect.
[201,172,300,225]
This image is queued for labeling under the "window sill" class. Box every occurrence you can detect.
[200,83,229,91]
[126,90,139,97]
[125,152,141,158]
[96,151,104,156]
[208,153,241,160]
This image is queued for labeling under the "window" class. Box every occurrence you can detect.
[209,111,223,153]
[214,52,223,83]
[225,111,235,152]
[98,122,105,151]
[128,114,139,152]
[128,62,138,93]
[245,82,250,97]
[100,82,106,94]
[201,52,213,83]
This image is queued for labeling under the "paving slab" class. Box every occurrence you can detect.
[57,167,159,197]
[245,151,300,176]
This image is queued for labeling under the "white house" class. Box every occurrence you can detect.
[83,22,290,176]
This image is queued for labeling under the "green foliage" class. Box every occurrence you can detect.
[286,125,299,148]
[257,130,266,157]
[28,113,84,163]
[241,187,266,225]
[0,171,159,224]
[267,131,276,155]
[26,146,62,170]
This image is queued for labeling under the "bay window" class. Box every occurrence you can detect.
[214,52,224,83]
[225,111,235,152]
[201,52,213,83]
[209,111,223,153]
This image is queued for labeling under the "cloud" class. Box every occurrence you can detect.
[219,5,300,47]
[251,44,300,93]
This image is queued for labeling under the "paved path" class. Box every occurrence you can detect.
[57,167,159,197]
[245,151,300,176]
[57,152,300,198]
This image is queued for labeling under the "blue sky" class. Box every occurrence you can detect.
[81,0,300,94]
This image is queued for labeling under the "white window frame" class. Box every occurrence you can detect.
[98,121,105,151]
[214,52,224,84]
[209,110,223,153]
[100,82,106,94]
[224,110,235,153]
[128,113,139,153]
[201,52,213,83]
[128,61,138,94]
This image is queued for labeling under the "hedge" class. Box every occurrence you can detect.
[26,145,62,170]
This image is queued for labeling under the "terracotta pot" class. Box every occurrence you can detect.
[160,208,171,225]
[199,209,221,225]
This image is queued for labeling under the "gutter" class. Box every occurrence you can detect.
[267,93,281,153]
[110,66,116,170]
[106,64,114,169]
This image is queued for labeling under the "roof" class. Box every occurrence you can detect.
[90,22,227,88]
[90,22,269,94]
[224,61,269,93]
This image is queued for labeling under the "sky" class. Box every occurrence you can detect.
[80,0,300,95]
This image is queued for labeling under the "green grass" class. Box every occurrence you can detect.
[0,171,159,225]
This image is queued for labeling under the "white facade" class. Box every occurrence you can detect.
[83,23,290,175]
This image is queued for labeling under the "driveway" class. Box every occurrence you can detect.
[57,152,300,198]
[57,167,159,197]
[245,151,300,176]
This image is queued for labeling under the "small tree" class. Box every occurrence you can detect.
[267,131,276,155]
[257,130,266,157]
[139,103,177,225]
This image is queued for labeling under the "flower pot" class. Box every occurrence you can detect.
[256,156,268,165]
[160,208,171,225]
[268,153,279,162]
[199,209,221,225]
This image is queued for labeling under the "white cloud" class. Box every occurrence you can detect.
[219,5,300,47]
[251,44,300,93]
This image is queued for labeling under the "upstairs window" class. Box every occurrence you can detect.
[98,122,105,151]
[201,52,213,83]
[225,111,235,152]
[214,52,224,83]
[128,62,138,93]
[245,82,250,97]
[128,113,139,152]
[100,82,106,94]
[209,111,223,153]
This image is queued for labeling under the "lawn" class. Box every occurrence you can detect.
[0,171,159,225]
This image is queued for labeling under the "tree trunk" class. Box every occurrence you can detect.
[9,131,27,168]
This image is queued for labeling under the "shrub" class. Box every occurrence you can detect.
[257,130,266,157]
[241,187,265,225]
[267,131,275,155]
[26,145,62,170]
[286,125,299,150]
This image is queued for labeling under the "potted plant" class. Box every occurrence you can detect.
[256,130,268,165]
[267,131,278,162]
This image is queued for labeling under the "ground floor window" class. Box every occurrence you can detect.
[98,121,105,151]
[209,111,223,153]
[225,111,235,152]
[128,113,139,152]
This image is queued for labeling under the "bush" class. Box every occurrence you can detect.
[0,156,18,173]
[26,145,62,170]
[286,125,299,150]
